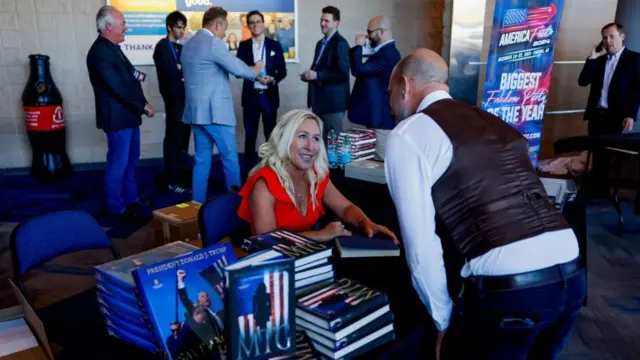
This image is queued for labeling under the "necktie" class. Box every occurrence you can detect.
[315,38,328,65]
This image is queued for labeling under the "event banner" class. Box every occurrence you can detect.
[108,0,298,65]
[480,0,565,167]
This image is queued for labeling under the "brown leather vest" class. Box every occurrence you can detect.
[422,98,570,260]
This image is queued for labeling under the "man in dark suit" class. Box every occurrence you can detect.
[153,11,191,194]
[237,10,287,175]
[301,6,350,140]
[87,6,155,220]
[578,22,640,193]
[349,15,401,160]
[578,22,640,136]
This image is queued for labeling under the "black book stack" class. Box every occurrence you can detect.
[241,230,335,293]
[295,278,395,359]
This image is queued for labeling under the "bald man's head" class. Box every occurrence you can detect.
[367,15,392,48]
[388,48,450,122]
[393,49,448,86]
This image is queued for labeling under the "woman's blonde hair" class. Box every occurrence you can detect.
[250,109,329,211]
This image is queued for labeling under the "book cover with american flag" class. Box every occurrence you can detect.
[295,278,388,331]
[226,257,296,360]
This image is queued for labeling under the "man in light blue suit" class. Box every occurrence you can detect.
[181,6,262,203]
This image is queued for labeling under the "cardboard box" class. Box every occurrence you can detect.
[0,280,54,360]
[152,201,202,248]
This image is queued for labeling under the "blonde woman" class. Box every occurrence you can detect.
[237,109,398,243]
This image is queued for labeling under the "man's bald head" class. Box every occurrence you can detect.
[367,15,392,47]
[388,48,450,122]
[392,48,448,87]
[368,15,390,32]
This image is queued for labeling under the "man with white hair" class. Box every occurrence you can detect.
[87,5,155,221]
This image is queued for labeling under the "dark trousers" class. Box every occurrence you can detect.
[588,109,623,193]
[441,260,586,360]
[163,99,191,186]
[243,92,276,174]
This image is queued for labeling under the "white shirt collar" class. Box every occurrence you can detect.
[416,90,452,112]
[374,39,395,52]
[201,28,214,37]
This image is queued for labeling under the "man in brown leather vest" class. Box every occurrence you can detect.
[384,48,586,360]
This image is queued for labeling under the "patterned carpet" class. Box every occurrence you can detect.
[0,183,638,358]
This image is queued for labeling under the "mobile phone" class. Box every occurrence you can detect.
[595,41,604,52]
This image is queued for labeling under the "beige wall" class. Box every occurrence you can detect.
[0,0,446,170]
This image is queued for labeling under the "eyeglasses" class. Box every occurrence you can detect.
[248,20,263,25]
[367,28,384,36]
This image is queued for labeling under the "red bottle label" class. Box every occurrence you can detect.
[24,105,65,131]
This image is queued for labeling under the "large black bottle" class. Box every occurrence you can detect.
[21,54,71,181]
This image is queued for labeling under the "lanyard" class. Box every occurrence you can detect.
[256,40,266,63]
[167,39,180,64]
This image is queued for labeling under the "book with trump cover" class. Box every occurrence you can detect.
[133,243,237,360]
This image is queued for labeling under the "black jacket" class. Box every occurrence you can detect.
[348,41,401,129]
[578,48,640,122]
[236,37,287,108]
[307,31,350,114]
[153,38,185,103]
[86,36,147,131]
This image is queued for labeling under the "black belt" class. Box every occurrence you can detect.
[465,256,583,292]
[254,88,267,94]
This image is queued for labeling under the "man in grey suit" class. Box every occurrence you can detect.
[181,6,262,203]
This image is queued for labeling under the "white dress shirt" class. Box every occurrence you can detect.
[252,37,268,90]
[373,39,395,52]
[384,90,580,331]
[599,46,625,109]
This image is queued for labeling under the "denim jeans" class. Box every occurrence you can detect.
[441,263,586,360]
[191,124,241,203]
[104,127,140,214]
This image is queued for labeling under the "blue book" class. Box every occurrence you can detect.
[102,311,155,343]
[96,278,142,308]
[133,243,237,360]
[296,278,388,331]
[225,255,296,359]
[335,235,400,258]
[106,323,161,354]
[95,242,199,291]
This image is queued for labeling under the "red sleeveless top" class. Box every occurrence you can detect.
[237,166,330,233]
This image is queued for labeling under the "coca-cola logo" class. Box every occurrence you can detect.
[53,106,64,123]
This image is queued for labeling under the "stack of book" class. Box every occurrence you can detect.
[295,278,395,359]
[540,177,577,211]
[131,242,237,360]
[338,129,377,162]
[241,230,335,294]
[344,159,386,184]
[94,241,200,354]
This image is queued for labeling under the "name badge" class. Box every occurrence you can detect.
[132,69,146,82]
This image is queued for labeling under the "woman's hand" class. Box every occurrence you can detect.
[317,221,352,242]
[360,218,400,245]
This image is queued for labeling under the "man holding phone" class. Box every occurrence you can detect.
[578,22,640,135]
[578,23,640,194]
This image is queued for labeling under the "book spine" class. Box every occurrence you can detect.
[132,268,171,358]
